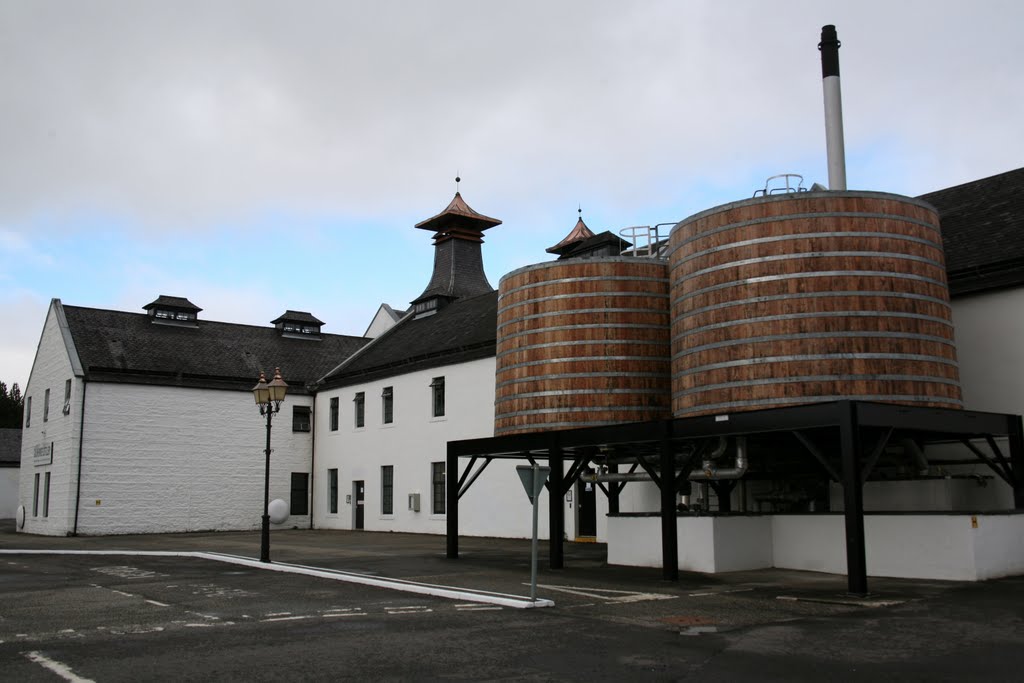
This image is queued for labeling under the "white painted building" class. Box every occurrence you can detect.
[18,297,365,536]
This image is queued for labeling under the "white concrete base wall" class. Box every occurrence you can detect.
[608,516,772,573]
[609,513,1024,581]
[0,468,19,518]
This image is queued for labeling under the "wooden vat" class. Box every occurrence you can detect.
[495,258,671,435]
[669,191,962,417]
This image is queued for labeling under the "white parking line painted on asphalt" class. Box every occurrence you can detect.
[261,615,313,622]
[89,584,136,598]
[689,588,754,597]
[530,584,676,604]
[0,549,554,609]
[145,600,170,607]
[23,651,96,683]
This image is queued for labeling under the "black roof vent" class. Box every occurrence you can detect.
[272,310,324,339]
[143,295,201,327]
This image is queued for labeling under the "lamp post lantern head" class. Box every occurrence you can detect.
[252,371,270,406]
[268,367,288,403]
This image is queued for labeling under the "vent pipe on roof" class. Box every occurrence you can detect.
[819,25,847,191]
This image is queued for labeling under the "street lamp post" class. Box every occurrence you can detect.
[252,367,288,563]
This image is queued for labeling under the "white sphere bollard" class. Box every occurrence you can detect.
[268,498,290,525]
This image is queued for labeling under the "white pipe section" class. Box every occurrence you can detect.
[823,76,847,190]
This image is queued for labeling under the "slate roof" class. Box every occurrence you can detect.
[0,428,21,466]
[62,304,368,393]
[919,167,1024,296]
[319,291,498,388]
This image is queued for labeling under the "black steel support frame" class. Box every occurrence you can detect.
[445,401,1024,593]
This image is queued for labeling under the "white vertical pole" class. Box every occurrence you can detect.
[530,462,539,602]
[819,25,847,191]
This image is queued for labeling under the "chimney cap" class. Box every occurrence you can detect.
[414,191,502,234]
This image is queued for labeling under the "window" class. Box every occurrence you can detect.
[328,469,339,514]
[382,386,393,424]
[430,377,445,417]
[431,462,445,515]
[43,472,51,518]
[43,388,50,422]
[25,396,31,428]
[353,392,365,428]
[290,473,309,515]
[33,473,40,516]
[329,397,339,431]
[62,379,72,415]
[381,466,394,515]
[292,406,311,432]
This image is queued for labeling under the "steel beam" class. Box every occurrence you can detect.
[1010,415,1024,509]
[839,401,868,596]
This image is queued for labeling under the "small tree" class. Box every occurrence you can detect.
[0,381,25,428]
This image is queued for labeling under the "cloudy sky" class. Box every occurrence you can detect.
[2,0,1022,390]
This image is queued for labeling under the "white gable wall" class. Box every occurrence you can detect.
[74,383,313,535]
[19,302,82,536]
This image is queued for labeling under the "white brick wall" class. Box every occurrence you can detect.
[76,382,313,535]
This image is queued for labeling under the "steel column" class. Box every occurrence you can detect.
[446,449,459,559]
[660,436,678,581]
[608,463,620,515]
[548,448,564,569]
[1010,415,1024,509]
[839,401,867,596]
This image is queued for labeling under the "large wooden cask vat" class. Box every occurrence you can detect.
[495,258,671,435]
[669,191,962,417]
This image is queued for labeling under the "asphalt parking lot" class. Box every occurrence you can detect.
[2,525,1024,681]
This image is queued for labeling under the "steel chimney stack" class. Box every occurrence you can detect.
[819,25,847,190]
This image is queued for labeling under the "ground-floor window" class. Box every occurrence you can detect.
[290,472,309,515]
[381,465,393,515]
[328,468,338,514]
[431,462,445,515]
[42,472,50,518]
[32,473,39,516]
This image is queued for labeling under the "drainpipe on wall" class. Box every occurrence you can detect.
[309,392,316,530]
[72,379,87,536]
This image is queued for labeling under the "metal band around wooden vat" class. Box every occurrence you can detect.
[499,256,668,283]
[497,290,669,316]
[674,290,952,318]
[673,271,949,302]
[495,388,666,404]
[676,250,945,281]
[498,275,668,300]
[671,373,962,400]
[499,355,671,374]
[673,310,954,340]
[499,322,668,343]
[495,405,668,418]
[497,338,669,361]
[673,230,943,265]
[671,352,959,379]
[671,331,956,361]
[495,371,668,389]
[667,210,942,255]
[673,394,964,416]
[497,308,668,332]
[494,418,653,435]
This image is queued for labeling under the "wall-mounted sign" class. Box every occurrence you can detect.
[33,442,53,466]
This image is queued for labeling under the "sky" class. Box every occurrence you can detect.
[2,0,1022,391]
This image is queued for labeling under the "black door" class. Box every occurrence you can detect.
[354,480,365,530]
[577,477,597,538]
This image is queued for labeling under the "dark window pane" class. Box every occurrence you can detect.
[290,472,309,515]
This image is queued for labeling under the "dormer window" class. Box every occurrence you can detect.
[272,310,324,339]
[143,295,202,327]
